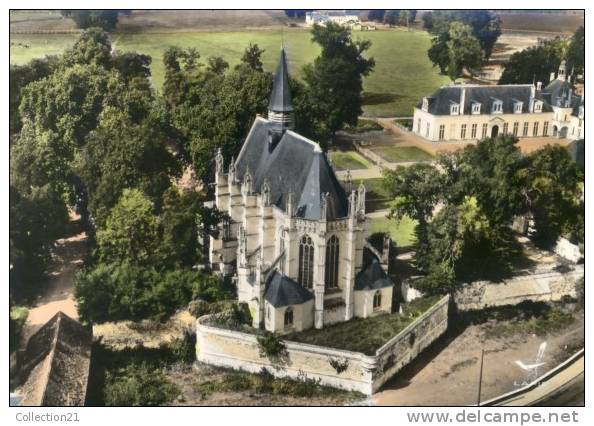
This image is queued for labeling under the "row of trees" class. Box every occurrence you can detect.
[499,26,584,85]
[60,10,130,31]
[367,10,417,27]
[384,137,583,294]
[424,10,501,81]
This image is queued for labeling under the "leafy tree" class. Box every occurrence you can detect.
[62,28,113,68]
[78,94,177,225]
[499,38,567,85]
[95,189,161,265]
[241,43,265,71]
[61,10,120,31]
[207,56,230,76]
[302,22,375,142]
[429,22,483,80]
[454,136,527,226]
[567,26,584,74]
[383,10,400,26]
[367,10,385,22]
[524,145,583,248]
[112,51,152,83]
[423,10,501,60]
[445,22,484,80]
[167,54,271,182]
[104,363,179,407]
[75,261,230,322]
[10,185,69,300]
[9,56,59,136]
[159,187,223,268]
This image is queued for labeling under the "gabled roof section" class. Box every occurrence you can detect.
[355,249,394,291]
[234,119,349,220]
[17,312,92,406]
[268,48,293,113]
[264,270,314,308]
[417,85,553,115]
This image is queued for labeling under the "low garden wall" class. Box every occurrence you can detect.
[454,265,583,311]
[196,295,449,395]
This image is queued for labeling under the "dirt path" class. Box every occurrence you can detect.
[373,312,584,406]
[21,211,88,344]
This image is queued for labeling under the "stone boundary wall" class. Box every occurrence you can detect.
[196,295,450,395]
[454,265,583,311]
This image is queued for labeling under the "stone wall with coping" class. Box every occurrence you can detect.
[196,295,450,395]
[454,265,583,311]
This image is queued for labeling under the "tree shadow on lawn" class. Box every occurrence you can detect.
[362,92,402,106]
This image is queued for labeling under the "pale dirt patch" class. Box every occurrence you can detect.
[373,311,583,406]
[93,311,196,350]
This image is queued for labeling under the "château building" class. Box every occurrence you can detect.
[209,49,394,333]
[413,60,584,143]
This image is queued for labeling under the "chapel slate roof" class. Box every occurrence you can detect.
[264,270,314,308]
[17,312,92,406]
[417,85,553,116]
[268,49,293,113]
[234,118,349,220]
[354,249,394,291]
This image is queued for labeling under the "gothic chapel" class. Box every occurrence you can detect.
[209,49,395,333]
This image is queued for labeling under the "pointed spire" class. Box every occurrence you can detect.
[268,48,294,114]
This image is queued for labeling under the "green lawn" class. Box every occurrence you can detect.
[371,146,434,163]
[10,28,449,117]
[328,151,371,171]
[370,216,417,248]
[359,178,391,212]
[287,295,441,355]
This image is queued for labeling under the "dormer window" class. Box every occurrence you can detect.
[471,102,481,114]
[491,100,503,114]
[534,101,543,113]
[422,97,429,112]
[514,101,523,114]
[450,103,459,115]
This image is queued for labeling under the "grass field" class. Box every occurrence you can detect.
[370,216,417,248]
[328,151,371,171]
[10,25,449,117]
[371,146,434,163]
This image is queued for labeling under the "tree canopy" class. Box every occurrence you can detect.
[383,136,583,293]
[424,10,500,79]
[499,27,584,85]
[302,22,375,143]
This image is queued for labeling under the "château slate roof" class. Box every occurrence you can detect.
[264,270,314,308]
[354,250,394,291]
[268,48,293,113]
[417,85,553,116]
[235,118,349,220]
[17,312,92,406]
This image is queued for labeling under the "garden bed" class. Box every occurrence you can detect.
[286,296,441,355]
[370,146,433,163]
[328,151,371,171]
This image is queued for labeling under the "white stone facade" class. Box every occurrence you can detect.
[413,62,584,143]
